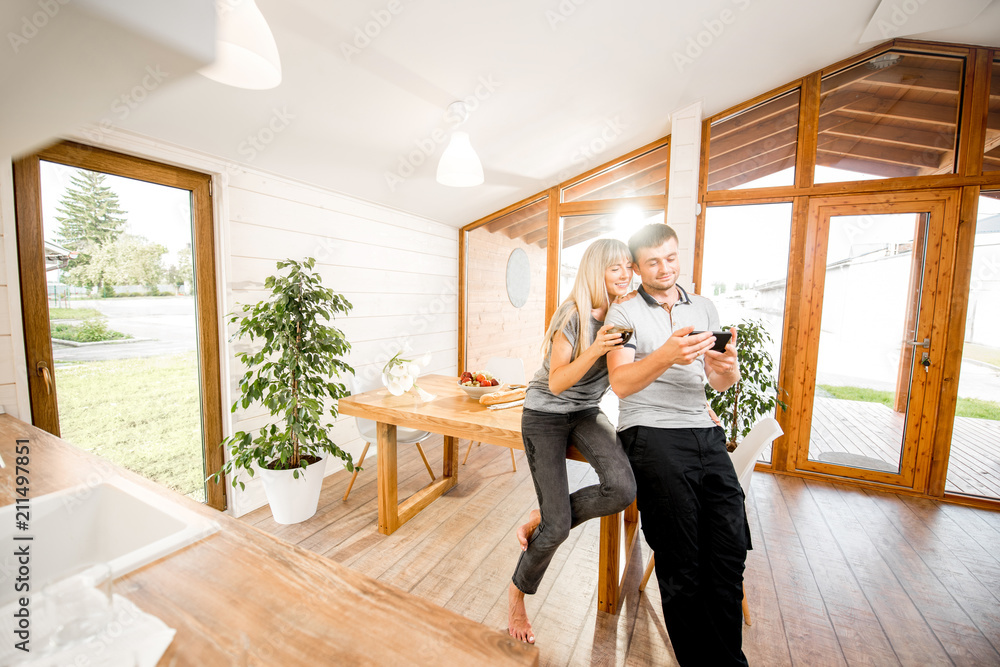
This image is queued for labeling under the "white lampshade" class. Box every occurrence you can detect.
[437,131,484,187]
[199,0,282,90]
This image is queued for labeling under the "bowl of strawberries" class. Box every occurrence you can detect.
[458,370,501,399]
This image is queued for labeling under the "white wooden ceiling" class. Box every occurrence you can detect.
[77,0,1000,226]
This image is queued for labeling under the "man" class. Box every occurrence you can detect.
[605,223,747,667]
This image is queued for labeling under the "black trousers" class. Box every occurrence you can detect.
[620,425,749,667]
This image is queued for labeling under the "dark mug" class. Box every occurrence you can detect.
[607,325,633,345]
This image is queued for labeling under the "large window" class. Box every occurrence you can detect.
[816,51,963,183]
[701,203,792,461]
[465,198,549,379]
[985,58,1000,172]
[707,88,801,191]
[14,142,225,510]
[944,191,1000,498]
[558,209,660,302]
[562,143,668,202]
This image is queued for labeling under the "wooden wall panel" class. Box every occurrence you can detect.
[222,180,458,516]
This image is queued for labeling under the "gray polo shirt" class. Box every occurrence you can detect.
[523,305,609,413]
[605,285,720,431]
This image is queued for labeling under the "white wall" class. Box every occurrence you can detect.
[0,129,458,517]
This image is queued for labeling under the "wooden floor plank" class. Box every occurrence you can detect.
[244,445,1000,666]
[773,476,901,666]
[805,397,1000,498]
[741,482,793,666]
[623,591,678,666]
[564,539,647,666]
[753,474,848,666]
[890,493,1000,608]
[808,481,955,665]
[870,489,1000,647]
[828,484,999,665]
[326,441,506,566]
[354,448,525,588]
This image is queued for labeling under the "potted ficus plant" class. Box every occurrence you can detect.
[209,257,355,524]
[706,319,787,452]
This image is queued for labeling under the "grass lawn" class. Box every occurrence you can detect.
[56,352,206,501]
[818,384,1000,421]
[49,307,102,320]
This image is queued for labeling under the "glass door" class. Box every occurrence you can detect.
[794,192,959,489]
[13,142,226,510]
[944,190,1000,500]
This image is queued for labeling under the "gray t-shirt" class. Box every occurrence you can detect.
[605,285,720,431]
[523,305,609,413]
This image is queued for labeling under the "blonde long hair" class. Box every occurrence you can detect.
[541,238,631,360]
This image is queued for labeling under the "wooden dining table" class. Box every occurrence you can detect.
[337,374,640,614]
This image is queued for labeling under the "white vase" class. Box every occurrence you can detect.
[258,454,327,524]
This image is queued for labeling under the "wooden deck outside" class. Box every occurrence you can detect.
[244,434,1000,666]
[801,397,1000,499]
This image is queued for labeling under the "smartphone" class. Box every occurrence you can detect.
[687,330,732,353]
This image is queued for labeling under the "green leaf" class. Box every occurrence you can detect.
[218,257,355,482]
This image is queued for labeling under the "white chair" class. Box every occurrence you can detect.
[462,357,525,472]
[343,375,436,501]
[639,417,784,626]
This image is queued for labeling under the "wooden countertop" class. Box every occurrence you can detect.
[0,414,538,666]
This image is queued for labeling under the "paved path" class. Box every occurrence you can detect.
[53,296,197,362]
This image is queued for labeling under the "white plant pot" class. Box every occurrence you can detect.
[258,454,327,524]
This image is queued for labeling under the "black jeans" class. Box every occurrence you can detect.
[512,407,636,595]
[620,425,749,667]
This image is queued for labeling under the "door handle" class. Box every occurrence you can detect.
[906,338,930,348]
[36,361,53,395]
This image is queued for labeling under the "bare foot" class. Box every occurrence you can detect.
[517,509,541,551]
[508,582,535,644]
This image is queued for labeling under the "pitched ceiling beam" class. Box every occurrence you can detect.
[563,146,668,202]
[483,198,548,234]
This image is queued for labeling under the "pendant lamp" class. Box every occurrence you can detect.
[437,102,484,187]
[199,0,282,90]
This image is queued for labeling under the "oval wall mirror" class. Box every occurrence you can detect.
[505,248,530,308]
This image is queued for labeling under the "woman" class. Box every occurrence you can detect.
[508,238,637,644]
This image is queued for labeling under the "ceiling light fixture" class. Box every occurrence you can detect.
[199,0,282,90]
[866,53,902,70]
[437,101,484,187]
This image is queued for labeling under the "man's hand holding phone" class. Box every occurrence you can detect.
[660,326,715,366]
[704,326,738,377]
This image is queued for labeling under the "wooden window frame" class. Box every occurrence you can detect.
[692,40,1000,507]
[459,38,1000,508]
[12,141,226,510]
[458,136,670,371]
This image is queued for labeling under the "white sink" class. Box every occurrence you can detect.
[0,477,219,607]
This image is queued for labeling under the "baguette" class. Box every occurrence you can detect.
[479,387,526,406]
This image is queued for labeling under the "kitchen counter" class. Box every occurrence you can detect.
[0,414,538,666]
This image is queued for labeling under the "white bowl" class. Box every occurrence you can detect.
[458,380,501,399]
